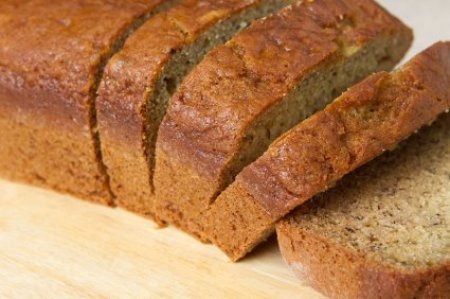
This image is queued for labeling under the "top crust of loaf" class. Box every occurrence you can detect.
[0,0,166,202]
[0,0,163,127]
[97,0,269,144]
[96,0,293,216]
[157,0,412,180]
[239,41,450,218]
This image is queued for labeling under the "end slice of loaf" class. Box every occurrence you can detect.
[277,111,450,299]
[204,41,450,261]
[0,0,173,204]
[96,0,294,221]
[154,0,412,239]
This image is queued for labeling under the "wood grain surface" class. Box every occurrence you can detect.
[0,179,323,298]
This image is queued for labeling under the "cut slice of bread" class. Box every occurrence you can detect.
[154,0,413,239]
[0,0,175,204]
[277,110,450,299]
[204,41,450,261]
[97,0,294,220]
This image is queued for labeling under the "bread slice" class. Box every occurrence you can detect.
[97,0,294,220]
[204,41,450,261]
[154,0,413,238]
[277,110,450,299]
[0,0,175,204]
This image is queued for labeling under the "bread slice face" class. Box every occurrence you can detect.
[154,0,413,239]
[97,0,295,220]
[277,110,450,299]
[203,41,450,261]
[0,0,174,204]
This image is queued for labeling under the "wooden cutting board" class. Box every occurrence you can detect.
[0,179,324,298]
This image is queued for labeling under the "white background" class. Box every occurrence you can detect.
[378,0,450,61]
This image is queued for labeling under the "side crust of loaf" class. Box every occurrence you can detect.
[154,0,413,240]
[277,221,450,299]
[97,0,293,220]
[203,41,450,261]
[0,0,173,203]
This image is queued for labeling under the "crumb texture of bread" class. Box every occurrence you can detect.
[240,41,450,218]
[203,41,450,261]
[154,0,413,237]
[96,0,294,219]
[0,0,169,203]
[277,112,450,299]
[286,114,450,269]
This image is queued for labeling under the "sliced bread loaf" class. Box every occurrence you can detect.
[204,41,450,261]
[277,111,450,299]
[154,0,413,238]
[0,0,174,204]
[97,0,294,220]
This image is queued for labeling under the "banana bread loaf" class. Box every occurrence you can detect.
[154,0,413,239]
[0,0,173,204]
[204,41,450,261]
[277,110,450,299]
[97,0,294,220]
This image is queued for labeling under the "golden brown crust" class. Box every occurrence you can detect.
[155,0,413,241]
[201,180,275,260]
[276,109,450,297]
[97,0,273,218]
[203,42,450,261]
[154,146,221,238]
[240,41,450,218]
[98,0,267,144]
[277,219,450,299]
[0,0,164,202]
[158,0,410,180]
